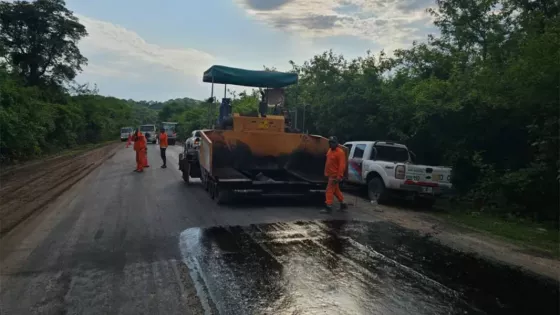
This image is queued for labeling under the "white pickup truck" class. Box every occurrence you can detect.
[343,141,453,207]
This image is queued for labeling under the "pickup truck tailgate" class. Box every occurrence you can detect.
[405,165,452,186]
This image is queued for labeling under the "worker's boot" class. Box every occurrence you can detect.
[339,202,348,212]
[320,205,333,214]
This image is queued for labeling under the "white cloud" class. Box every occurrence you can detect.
[83,63,141,79]
[76,14,215,79]
[235,0,436,53]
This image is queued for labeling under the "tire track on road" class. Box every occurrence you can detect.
[0,143,121,236]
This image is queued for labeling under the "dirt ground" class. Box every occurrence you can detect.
[350,198,560,280]
[0,142,121,235]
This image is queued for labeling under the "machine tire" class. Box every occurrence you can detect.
[215,186,231,205]
[203,172,209,191]
[182,162,190,184]
[368,177,389,204]
[178,154,183,171]
[209,181,216,199]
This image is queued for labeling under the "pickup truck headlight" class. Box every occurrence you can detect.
[395,165,405,179]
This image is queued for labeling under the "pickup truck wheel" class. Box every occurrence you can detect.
[368,177,388,204]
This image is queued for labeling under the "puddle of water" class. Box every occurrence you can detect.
[179,220,559,315]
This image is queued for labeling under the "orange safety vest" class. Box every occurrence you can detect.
[324,147,346,179]
[134,132,146,151]
[159,132,168,148]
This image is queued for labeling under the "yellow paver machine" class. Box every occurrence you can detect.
[179,65,347,204]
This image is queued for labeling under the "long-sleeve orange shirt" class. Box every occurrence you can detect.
[325,147,346,179]
[134,132,146,151]
[159,132,168,148]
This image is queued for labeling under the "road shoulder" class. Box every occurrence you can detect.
[351,198,559,280]
[0,142,122,236]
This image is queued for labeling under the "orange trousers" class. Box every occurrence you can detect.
[325,177,344,205]
[136,150,147,171]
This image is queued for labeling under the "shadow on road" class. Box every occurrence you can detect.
[178,178,326,209]
[227,194,325,209]
[342,182,448,211]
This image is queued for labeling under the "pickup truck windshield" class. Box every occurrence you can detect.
[121,128,131,133]
[140,126,154,132]
[374,145,409,162]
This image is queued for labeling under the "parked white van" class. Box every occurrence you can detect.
[120,127,133,141]
[140,124,157,144]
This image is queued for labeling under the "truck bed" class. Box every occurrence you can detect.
[215,168,325,194]
[215,168,317,184]
[213,168,251,181]
[287,170,326,184]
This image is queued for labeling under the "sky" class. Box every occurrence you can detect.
[64,0,439,101]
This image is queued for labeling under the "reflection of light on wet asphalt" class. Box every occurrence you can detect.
[179,220,558,315]
[179,228,216,314]
[180,221,465,314]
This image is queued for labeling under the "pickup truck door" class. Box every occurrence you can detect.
[343,144,353,181]
[347,143,367,184]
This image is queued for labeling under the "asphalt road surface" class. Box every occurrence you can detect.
[1,145,558,315]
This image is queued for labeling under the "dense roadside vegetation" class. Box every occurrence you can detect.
[164,0,559,225]
[0,0,159,163]
[283,0,559,224]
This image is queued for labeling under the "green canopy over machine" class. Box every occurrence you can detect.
[203,65,298,88]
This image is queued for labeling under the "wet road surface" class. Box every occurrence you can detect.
[181,220,558,315]
[1,145,558,314]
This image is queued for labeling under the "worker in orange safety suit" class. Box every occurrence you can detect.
[126,133,132,148]
[143,132,150,168]
[320,136,348,213]
[158,127,168,168]
[133,129,147,172]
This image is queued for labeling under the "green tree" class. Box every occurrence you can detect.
[158,101,187,122]
[231,90,259,115]
[283,0,559,221]
[0,0,88,86]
